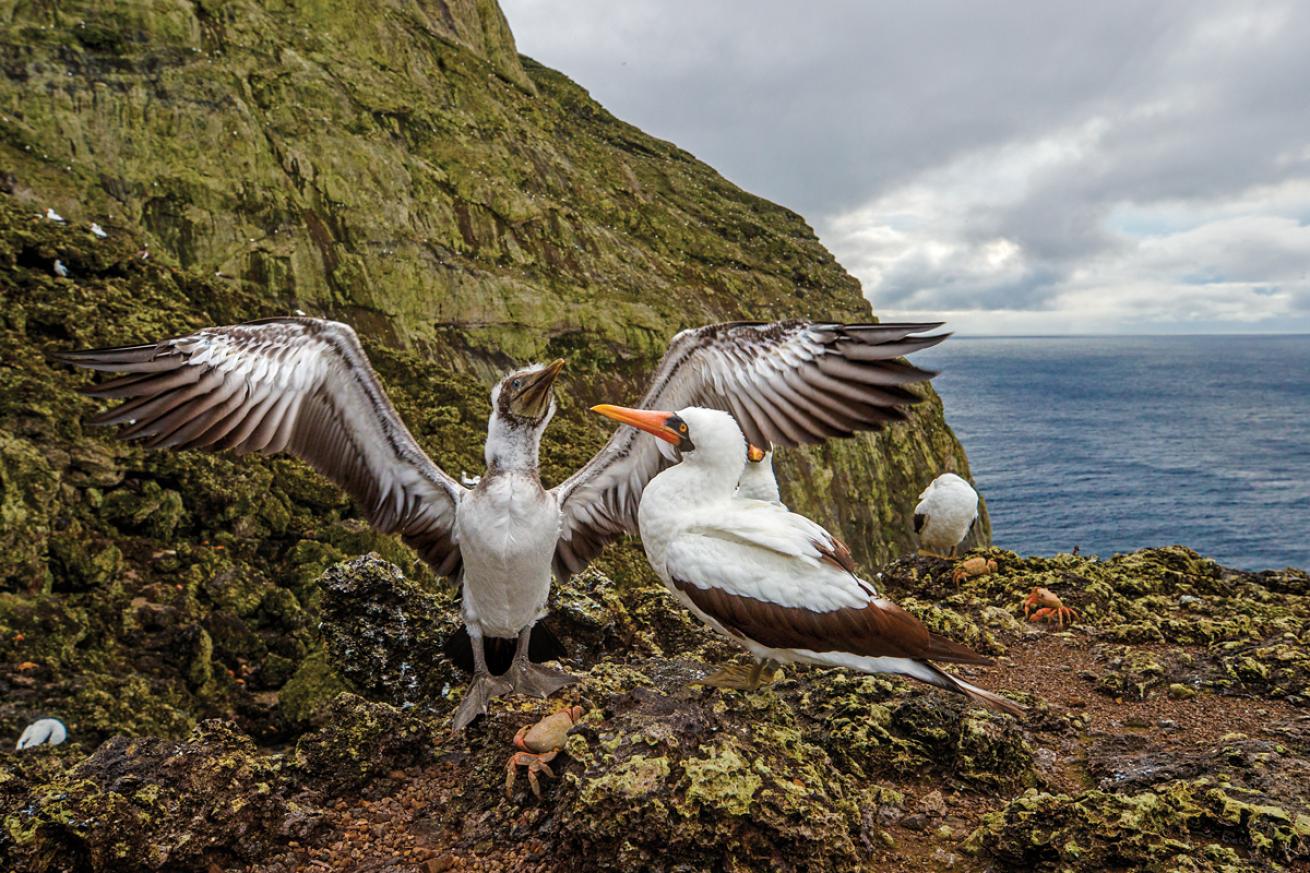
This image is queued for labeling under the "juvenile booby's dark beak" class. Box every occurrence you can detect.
[591,404,683,444]
[747,444,767,463]
[515,358,566,418]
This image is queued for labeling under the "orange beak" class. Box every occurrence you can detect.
[747,444,767,463]
[590,404,682,444]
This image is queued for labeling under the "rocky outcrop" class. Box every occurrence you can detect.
[4,548,1309,872]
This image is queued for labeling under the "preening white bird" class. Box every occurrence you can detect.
[591,404,1022,715]
[735,443,782,504]
[16,718,67,750]
[914,473,979,558]
[59,317,947,728]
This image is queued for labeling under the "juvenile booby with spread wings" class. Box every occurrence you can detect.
[590,404,1022,714]
[59,316,946,728]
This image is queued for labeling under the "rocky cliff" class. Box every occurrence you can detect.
[0,0,979,739]
[0,0,981,563]
[0,2,1019,869]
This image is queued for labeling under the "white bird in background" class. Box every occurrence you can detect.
[914,473,980,558]
[90,222,107,238]
[59,318,946,729]
[53,259,69,278]
[44,207,65,223]
[736,443,782,505]
[591,404,1022,715]
[16,717,67,750]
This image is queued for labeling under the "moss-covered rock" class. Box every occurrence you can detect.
[967,779,1310,871]
[3,721,287,871]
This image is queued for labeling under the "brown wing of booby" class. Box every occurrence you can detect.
[670,579,990,665]
[551,320,949,578]
[57,317,465,578]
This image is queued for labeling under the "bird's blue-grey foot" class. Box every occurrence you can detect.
[504,625,576,698]
[452,632,513,731]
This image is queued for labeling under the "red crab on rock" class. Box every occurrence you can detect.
[505,705,583,798]
[1023,587,1078,627]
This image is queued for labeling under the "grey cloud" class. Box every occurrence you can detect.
[502,0,1310,333]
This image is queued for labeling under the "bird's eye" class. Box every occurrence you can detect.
[512,379,522,389]
[678,423,688,434]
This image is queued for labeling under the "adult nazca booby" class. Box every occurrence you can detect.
[591,404,1022,714]
[914,473,979,558]
[60,317,948,728]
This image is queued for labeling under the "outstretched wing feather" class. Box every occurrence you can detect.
[58,317,465,577]
[552,320,948,578]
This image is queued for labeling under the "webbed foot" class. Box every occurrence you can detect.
[693,660,781,691]
[451,671,513,731]
[505,661,576,698]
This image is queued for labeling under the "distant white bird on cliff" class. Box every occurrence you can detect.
[591,404,1021,715]
[16,717,67,750]
[44,207,65,223]
[53,259,69,278]
[914,473,979,558]
[735,443,782,504]
[90,222,107,238]
[59,318,947,729]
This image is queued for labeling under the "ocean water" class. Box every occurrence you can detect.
[913,335,1310,571]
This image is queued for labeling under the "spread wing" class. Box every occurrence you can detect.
[57,317,466,577]
[551,320,947,578]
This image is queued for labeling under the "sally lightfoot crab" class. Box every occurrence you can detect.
[951,556,997,584]
[505,705,583,798]
[1023,587,1078,627]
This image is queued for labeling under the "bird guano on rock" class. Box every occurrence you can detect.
[591,403,1023,716]
[914,472,980,558]
[59,317,948,729]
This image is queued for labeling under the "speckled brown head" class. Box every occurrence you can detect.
[493,359,566,425]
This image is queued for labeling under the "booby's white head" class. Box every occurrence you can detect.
[484,358,566,472]
[590,404,749,492]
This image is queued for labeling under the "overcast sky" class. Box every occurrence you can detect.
[502,1,1310,334]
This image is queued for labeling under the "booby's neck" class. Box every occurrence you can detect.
[639,430,745,572]
[737,455,780,503]
[484,410,545,477]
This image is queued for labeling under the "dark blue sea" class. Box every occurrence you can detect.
[913,336,1310,571]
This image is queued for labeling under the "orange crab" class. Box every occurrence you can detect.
[1023,587,1078,627]
[951,556,997,584]
[505,705,583,798]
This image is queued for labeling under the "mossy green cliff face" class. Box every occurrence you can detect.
[0,0,978,744]
[0,0,982,565]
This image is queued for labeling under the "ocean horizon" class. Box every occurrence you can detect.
[914,334,1310,571]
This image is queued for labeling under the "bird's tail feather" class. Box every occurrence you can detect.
[915,659,1025,716]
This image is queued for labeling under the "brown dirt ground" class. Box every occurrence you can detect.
[242,627,1305,873]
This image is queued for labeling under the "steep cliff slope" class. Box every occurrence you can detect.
[0,0,981,559]
[0,0,980,742]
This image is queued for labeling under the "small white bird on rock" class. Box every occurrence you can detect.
[735,443,782,505]
[913,473,979,558]
[591,403,1021,715]
[45,208,65,223]
[16,717,67,750]
[90,222,107,238]
[53,259,69,277]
